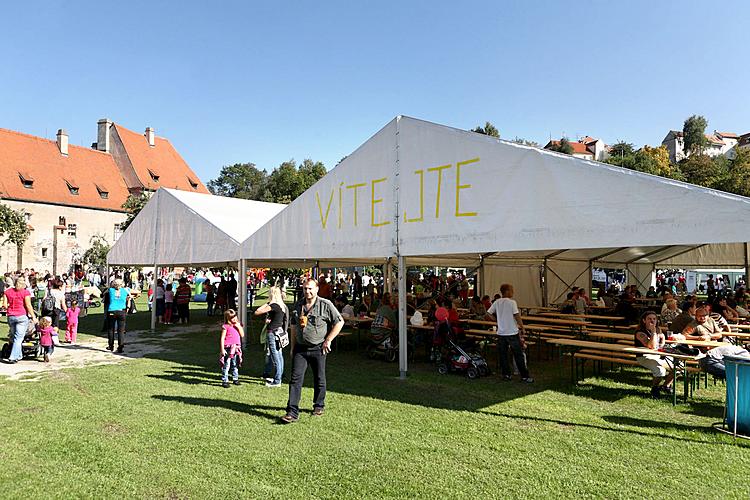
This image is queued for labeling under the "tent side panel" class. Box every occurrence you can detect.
[545,259,590,305]
[483,263,542,307]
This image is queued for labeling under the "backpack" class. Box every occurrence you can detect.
[42,293,56,313]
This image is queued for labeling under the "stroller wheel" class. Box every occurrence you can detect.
[385,348,397,363]
[467,367,479,379]
[437,363,449,375]
[478,364,489,376]
[366,345,378,360]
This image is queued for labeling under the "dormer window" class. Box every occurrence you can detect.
[148,169,160,182]
[95,183,109,199]
[18,171,34,189]
[65,178,80,196]
[187,176,199,189]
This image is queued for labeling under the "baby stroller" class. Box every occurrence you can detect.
[1,322,43,361]
[366,329,398,362]
[433,319,489,379]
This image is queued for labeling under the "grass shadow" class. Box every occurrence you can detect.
[152,395,279,421]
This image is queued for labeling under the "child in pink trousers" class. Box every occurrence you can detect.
[65,300,81,343]
[39,316,57,363]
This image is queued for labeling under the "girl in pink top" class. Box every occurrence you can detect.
[65,300,81,343]
[219,309,244,388]
[38,316,57,363]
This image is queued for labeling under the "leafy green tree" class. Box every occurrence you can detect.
[263,159,328,204]
[207,163,268,200]
[679,154,728,189]
[82,235,110,272]
[721,146,750,197]
[121,192,150,231]
[609,141,635,160]
[683,115,708,156]
[0,203,30,247]
[471,121,500,138]
[511,137,539,147]
[634,146,684,180]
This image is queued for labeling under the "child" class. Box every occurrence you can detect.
[164,284,174,324]
[65,300,81,344]
[219,309,244,388]
[38,316,57,363]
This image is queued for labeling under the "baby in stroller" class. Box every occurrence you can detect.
[432,317,490,379]
[1,318,43,361]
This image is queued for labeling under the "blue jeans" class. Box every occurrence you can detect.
[8,315,30,361]
[222,352,239,383]
[263,328,284,384]
[498,334,530,379]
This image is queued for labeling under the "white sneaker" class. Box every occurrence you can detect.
[264,377,274,383]
[265,382,282,388]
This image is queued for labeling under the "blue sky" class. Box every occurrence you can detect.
[3,1,749,183]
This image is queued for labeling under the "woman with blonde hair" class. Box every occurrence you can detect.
[254,286,288,387]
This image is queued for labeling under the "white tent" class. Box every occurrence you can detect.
[241,116,750,376]
[108,188,285,328]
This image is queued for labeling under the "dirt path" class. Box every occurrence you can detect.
[0,325,204,382]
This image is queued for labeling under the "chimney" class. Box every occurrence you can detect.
[97,118,113,152]
[56,129,69,156]
[145,127,155,147]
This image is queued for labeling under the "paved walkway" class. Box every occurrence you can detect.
[0,325,200,382]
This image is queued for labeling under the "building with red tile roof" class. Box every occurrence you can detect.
[544,139,595,160]
[0,119,208,273]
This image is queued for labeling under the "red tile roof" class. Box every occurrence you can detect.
[113,124,209,193]
[705,134,725,146]
[544,140,594,157]
[0,128,130,211]
[716,131,739,139]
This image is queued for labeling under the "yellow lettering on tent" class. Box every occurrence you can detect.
[426,164,452,218]
[338,182,344,229]
[404,169,424,223]
[371,177,390,227]
[455,157,479,217]
[316,190,334,229]
[346,182,367,226]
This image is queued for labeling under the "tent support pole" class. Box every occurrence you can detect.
[745,243,749,289]
[397,255,407,379]
[478,255,485,298]
[384,258,392,295]
[150,264,159,331]
[239,260,247,348]
[588,260,593,296]
[542,259,548,307]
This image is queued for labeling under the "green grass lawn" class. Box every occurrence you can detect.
[1,293,749,498]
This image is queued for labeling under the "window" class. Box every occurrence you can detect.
[67,223,77,237]
[19,171,34,189]
[96,184,109,199]
[58,216,66,226]
[148,169,160,182]
[187,176,199,190]
[41,248,48,258]
[114,223,124,241]
[24,212,31,222]
[65,178,79,195]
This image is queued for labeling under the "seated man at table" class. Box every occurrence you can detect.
[560,293,576,314]
[357,294,378,317]
[670,302,696,337]
[469,295,486,319]
[370,292,397,343]
[335,295,355,319]
[687,307,725,342]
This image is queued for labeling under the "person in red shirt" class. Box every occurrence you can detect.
[2,276,37,363]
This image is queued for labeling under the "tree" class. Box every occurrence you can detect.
[635,146,684,180]
[549,137,574,155]
[82,235,110,272]
[207,162,269,200]
[679,154,728,189]
[265,159,327,204]
[609,141,635,159]
[721,146,750,197]
[121,192,150,231]
[0,202,30,247]
[471,121,500,138]
[511,137,539,147]
[683,115,708,156]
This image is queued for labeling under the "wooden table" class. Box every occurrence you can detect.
[468,316,591,328]
[343,316,373,349]
[539,312,626,322]
[547,338,699,405]
[730,323,750,330]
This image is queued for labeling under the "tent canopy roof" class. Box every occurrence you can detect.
[108,188,285,266]
[241,116,750,269]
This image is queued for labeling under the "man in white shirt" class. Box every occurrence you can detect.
[486,283,533,383]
